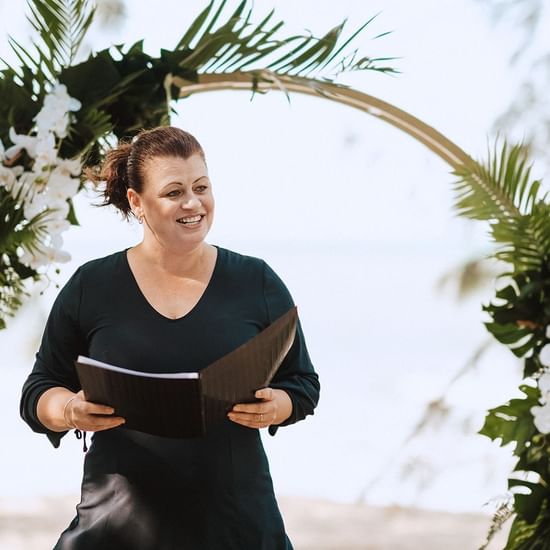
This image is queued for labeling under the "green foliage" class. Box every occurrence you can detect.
[455,142,550,549]
[453,142,549,274]
[0,183,50,328]
[504,501,550,550]
[482,269,550,366]
[2,0,95,88]
[175,0,397,78]
[0,0,398,331]
[479,384,550,546]
[479,384,539,455]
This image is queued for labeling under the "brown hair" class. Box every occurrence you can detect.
[87,126,206,219]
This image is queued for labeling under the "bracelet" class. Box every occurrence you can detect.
[63,395,78,429]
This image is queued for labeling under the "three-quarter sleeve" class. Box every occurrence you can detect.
[20,267,86,448]
[261,260,320,436]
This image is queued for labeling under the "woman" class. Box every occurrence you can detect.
[20,126,320,549]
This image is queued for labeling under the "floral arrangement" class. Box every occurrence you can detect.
[0,0,395,329]
[454,146,550,548]
[1,1,550,548]
[1,83,81,269]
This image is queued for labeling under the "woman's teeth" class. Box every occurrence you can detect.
[177,215,203,225]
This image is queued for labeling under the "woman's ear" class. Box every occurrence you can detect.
[127,188,140,211]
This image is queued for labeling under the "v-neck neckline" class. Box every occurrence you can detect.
[122,245,221,322]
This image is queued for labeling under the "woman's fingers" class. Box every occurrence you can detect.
[228,402,277,428]
[232,402,269,414]
[67,391,125,432]
[82,401,116,416]
[86,416,126,431]
[72,414,126,432]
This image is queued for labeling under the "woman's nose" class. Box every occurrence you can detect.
[182,195,201,209]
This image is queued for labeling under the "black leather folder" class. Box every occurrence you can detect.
[74,306,298,438]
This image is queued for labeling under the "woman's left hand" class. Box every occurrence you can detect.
[228,388,292,429]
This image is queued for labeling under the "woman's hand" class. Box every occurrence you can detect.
[64,390,126,432]
[228,388,292,429]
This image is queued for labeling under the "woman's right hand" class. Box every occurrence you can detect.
[64,390,126,432]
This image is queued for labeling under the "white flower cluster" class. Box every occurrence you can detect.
[0,83,82,269]
[530,327,550,434]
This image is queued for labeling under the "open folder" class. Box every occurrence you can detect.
[74,306,298,438]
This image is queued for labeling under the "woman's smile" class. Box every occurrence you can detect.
[176,214,205,227]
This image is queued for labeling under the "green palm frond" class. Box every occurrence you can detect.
[452,141,549,274]
[0,185,49,329]
[453,142,544,221]
[490,208,549,273]
[4,0,95,85]
[174,0,397,79]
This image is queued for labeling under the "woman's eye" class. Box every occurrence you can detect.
[195,185,208,192]
[167,190,181,197]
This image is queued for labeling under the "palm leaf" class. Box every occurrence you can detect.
[6,0,95,85]
[452,141,549,274]
[453,141,544,221]
[173,0,397,79]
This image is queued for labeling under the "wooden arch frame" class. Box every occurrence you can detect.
[174,71,475,172]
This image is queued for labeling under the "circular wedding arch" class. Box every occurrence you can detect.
[174,72,473,171]
[172,70,479,500]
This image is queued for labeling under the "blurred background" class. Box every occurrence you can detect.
[1,0,549,548]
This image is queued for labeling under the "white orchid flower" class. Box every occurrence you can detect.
[48,171,80,199]
[18,248,38,269]
[43,196,70,218]
[54,158,82,177]
[35,109,70,139]
[6,170,34,200]
[35,84,81,138]
[0,165,23,191]
[531,401,550,434]
[50,233,64,250]
[20,246,67,270]
[23,195,45,220]
[41,245,71,264]
[540,344,550,369]
[42,215,71,235]
[5,128,39,159]
[0,138,5,162]
[538,371,550,402]
[33,133,58,173]
[51,83,81,112]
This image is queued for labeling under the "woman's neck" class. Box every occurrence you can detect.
[131,240,213,278]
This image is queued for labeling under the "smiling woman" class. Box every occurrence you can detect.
[19,126,320,549]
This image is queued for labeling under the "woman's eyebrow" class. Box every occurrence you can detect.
[161,176,209,190]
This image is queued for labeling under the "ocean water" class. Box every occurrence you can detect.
[0,239,520,514]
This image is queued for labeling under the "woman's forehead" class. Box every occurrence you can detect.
[143,154,207,185]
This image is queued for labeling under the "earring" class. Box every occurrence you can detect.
[134,210,144,224]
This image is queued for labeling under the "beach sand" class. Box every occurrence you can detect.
[0,495,509,549]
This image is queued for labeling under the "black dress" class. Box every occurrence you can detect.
[20,245,320,550]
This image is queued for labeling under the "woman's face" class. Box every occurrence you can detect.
[128,154,215,250]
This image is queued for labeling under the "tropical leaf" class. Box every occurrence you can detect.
[453,141,544,221]
[509,478,549,525]
[4,0,95,86]
[173,0,397,79]
[482,268,549,363]
[478,384,539,455]
[504,501,550,550]
[453,141,549,274]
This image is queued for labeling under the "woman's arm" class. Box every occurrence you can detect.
[37,387,125,432]
[229,260,320,433]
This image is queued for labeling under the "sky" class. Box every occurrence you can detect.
[0,0,543,513]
